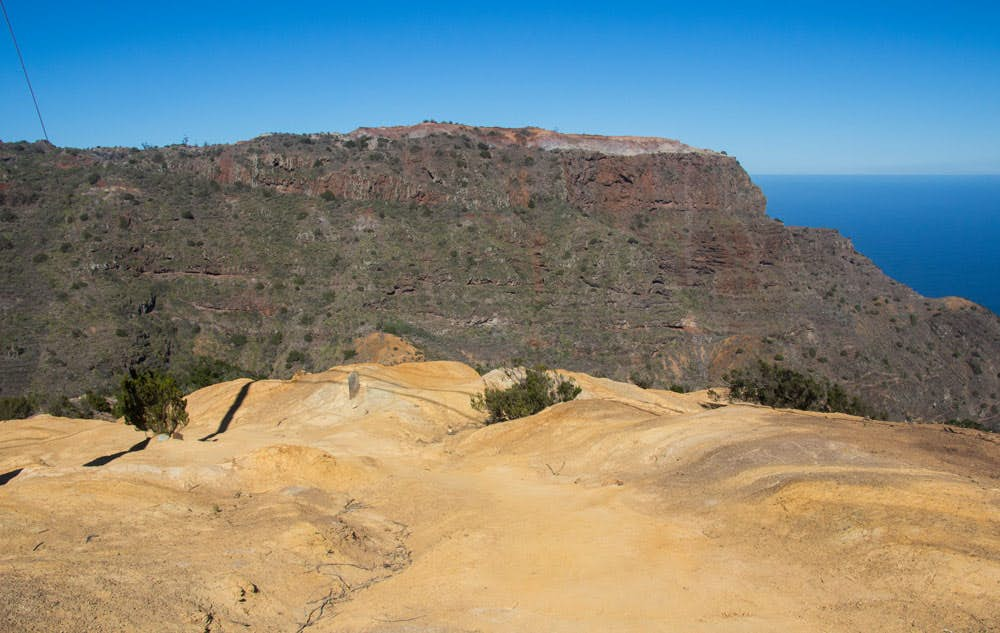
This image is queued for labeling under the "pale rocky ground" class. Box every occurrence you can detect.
[1,361,998,632]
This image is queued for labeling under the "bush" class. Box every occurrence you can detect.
[724,360,870,417]
[629,372,653,389]
[471,366,582,424]
[946,418,987,431]
[0,395,36,420]
[116,370,189,435]
[180,356,250,392]
[83,390,112,413]
[285,349,307,368]
[46,395,83,418]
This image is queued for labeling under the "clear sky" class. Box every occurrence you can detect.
[1,1,998,174]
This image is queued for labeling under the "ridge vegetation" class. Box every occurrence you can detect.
[471,367,582,424]
[0,124,998,428]
[725,360,873,417]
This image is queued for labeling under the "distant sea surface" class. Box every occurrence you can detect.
[753,175,1000,315]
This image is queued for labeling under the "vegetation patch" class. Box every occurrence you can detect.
[725,360,871,417]
[117,370,189,435]
[180,356,254,392]
[0,395,37,420]
[472,366,581,424]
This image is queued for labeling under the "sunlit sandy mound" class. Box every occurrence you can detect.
[1,362,998,632]
[234,444,376,493]
[0,415,147,473]
[180,361,484,457]
[351,331,425,365]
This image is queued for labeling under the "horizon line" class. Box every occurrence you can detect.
[753,172,1000,177]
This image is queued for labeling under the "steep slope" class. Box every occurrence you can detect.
[0,124,998,424]
[0,363,997,631]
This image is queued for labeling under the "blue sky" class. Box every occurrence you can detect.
[1,1,998,174]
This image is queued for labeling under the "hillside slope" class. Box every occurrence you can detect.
[0,362,997,631]
[1,123,998,424]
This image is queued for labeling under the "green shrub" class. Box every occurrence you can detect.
[629,373,653,389]
[180,356,250,392]
[116,370,189,435]
[83,390,112,413]
[47,395,82,418]
[0,395,36,420]
[724,361,870,417]
[946,418,987,431]
[285,349,307,368]
[471,366,582,425]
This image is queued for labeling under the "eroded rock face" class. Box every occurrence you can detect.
[191,125,764,224]
[0,125,998,426]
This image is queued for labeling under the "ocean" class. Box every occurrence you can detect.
[752,175,1000,315]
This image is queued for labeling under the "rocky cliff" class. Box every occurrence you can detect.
[1,124,998,425]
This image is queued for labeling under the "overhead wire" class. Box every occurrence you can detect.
[0,0,49,141]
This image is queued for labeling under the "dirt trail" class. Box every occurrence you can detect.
[1,361,997,632]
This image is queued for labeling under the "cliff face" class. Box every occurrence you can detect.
[1,125,998,426]
[172,123,765,222]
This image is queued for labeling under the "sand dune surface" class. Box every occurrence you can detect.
[1,362,997,632]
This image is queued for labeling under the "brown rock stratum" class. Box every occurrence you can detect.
[1,362,997,632]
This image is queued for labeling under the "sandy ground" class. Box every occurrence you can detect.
[0,361,997,632]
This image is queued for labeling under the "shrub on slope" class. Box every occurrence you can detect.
[117,370,189,435]
[724,361,871,417]
[472,367,581,424]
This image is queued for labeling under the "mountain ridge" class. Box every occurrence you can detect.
[0,124,998,426]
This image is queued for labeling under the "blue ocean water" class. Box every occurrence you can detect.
[752,175,1000,315]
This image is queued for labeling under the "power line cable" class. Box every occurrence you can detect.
[0,0,48,142]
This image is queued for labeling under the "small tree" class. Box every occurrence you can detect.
[117,370,189,435]
[471,366,582,424]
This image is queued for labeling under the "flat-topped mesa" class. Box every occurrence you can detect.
[42,123,758,221]
[348,122,715,157]
[220,123,765,220]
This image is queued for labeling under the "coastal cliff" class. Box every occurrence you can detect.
[0,124,997,425]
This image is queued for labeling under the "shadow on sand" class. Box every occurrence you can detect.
[0,467,23,486]
[82,437,152,467]
[199,381,253,442]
